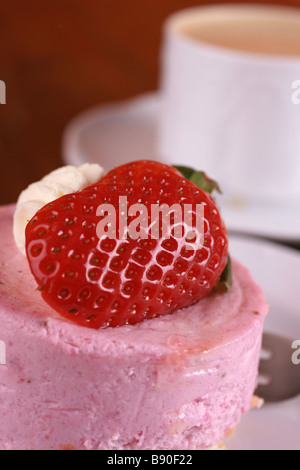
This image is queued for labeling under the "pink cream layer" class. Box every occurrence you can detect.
[0,205,268,450]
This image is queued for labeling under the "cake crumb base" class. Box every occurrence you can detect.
[251,395,264,409]
[207,442,227,451]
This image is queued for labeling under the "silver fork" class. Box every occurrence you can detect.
[255,332,300,403]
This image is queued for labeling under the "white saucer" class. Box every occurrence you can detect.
[226,234,300,450]
[63,93,162,170]
[62,92,300,243]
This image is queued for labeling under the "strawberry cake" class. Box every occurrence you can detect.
[0,161,268,450]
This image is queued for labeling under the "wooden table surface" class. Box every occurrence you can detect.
[1,0,300,205]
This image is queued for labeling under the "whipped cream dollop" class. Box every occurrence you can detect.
[14,163,105,255]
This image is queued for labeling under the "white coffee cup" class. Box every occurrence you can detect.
[158,4,300,204]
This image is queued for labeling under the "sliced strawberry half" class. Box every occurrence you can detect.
[25,160,229,329]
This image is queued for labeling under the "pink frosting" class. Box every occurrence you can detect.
[0,205,268,450]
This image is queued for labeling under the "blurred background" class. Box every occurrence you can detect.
[1,0,300,205]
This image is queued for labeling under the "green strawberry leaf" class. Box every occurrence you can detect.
[214,256,232,293]
[173,166,222,195]
[172,165,195,181]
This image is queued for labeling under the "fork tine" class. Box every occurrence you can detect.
[255,333,300,403]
